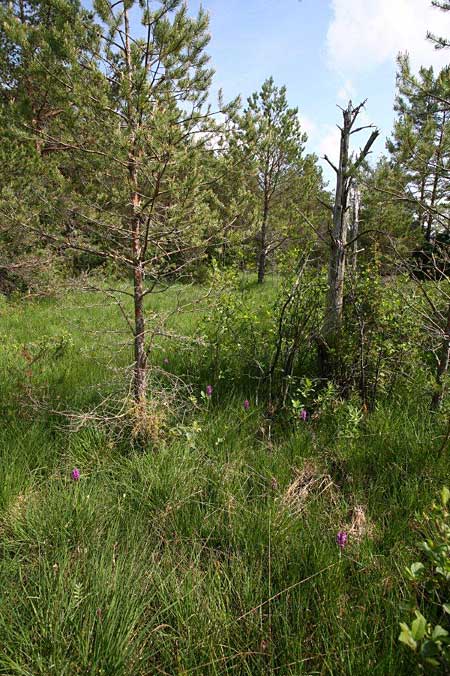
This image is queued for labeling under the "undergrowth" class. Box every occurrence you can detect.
[0,278,448,675]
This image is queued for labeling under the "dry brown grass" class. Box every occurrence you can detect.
[346,503,374,542]
[281,460,338,516]
[280,462,375,544]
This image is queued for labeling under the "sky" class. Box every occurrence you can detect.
[184,0,450,183]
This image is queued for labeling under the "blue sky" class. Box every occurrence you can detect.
[100,0,450,182]
[185,0,450,182]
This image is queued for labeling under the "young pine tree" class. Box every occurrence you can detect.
[3,0,233,408]
[238,77,307,283]
[0,0,97,291]
[388,55,450,242]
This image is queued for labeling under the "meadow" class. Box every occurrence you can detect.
[0,278,447,675]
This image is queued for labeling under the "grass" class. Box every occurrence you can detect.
[0,279,447,675]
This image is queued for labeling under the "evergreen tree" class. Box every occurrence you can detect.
[428,1,450,48]
[238,77,307,283]
[1,0,236,406]
[68,0,223,405]
[356,156,415,273]
[388,55,450,241]
[0,0,97,291]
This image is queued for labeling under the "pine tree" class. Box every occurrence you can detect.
[0,0,97,291]
[388,55,450,242]
[428,0,450,410]
[428,1,450,48]
[358,156,414,264]
[238,77,307,283]
[0,0,97,148]
[67,0,224,405]
[1,0,235,407]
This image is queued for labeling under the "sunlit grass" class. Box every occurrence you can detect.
[0,278,445,674]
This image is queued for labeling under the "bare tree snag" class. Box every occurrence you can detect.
[319,100,379,377]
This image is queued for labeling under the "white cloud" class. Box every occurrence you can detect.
[318,123,341,167]
[327,0,450,75]
[298,113,317,138]
[336,79,355,103]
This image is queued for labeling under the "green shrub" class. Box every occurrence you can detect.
[339,265,424,408]
[399,487,450,670]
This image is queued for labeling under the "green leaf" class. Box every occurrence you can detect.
[441,487,450,507]
[424,658,440,667]
[432,625,448,640]
[409,562,425,578]
[411,611,427,641]
[399,623,417,651]
[443,603,450,614]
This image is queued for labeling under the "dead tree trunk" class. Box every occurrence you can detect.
[324,104,352,341]
[319,100,379,377]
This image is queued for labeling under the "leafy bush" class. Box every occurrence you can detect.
[339,265,424,408]
[399,487,450,670]
[269,263,325,393]
[199,260,326,405]
[199,266,275,386]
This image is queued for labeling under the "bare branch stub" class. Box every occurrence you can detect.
[323,154,339,174]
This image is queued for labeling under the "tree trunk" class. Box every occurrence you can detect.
[257,195,269,284]
[419,177,427,237]
[323,103,352,344]
[124,5,147,405]
[129,164,147,406]
[319,100,379,378]
[432,301,450,411]
[130,157,146,404]
[133,260,147,403]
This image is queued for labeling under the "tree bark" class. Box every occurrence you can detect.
[323,103,352,344]
[131,188,147,404]
[124,5,147,404]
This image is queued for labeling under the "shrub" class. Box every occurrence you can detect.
[399,487,450,670]
[339,265,424,408]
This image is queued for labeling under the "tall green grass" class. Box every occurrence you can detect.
[0,281,446,674]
